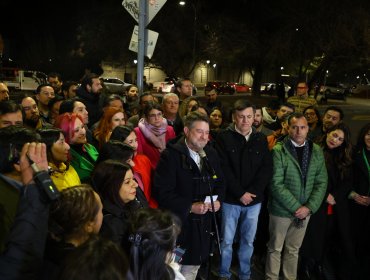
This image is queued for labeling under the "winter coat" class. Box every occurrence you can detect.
[49,162,81,191]
[0,183,50,280]
[268,138,328,218]
[153,137,225,265]
[215,125,272,206]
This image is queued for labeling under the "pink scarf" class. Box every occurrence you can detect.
[138,118,168,152]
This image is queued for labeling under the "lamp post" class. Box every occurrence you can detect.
[206,60,210,83]
[179,0,198,79]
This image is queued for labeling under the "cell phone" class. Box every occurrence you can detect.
[173,246,186,263]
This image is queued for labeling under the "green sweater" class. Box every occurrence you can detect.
[268,139,328,218]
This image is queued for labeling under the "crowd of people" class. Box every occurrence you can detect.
[0,74,369,280]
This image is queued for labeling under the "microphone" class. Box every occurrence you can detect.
[198,149,217,179]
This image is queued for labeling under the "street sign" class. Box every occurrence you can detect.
[122,0,167,25]
[129,25,159,59]
[147,0,167,24]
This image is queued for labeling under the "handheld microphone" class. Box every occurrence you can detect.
[198,149,217,179]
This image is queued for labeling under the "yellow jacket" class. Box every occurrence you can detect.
[49,162,81,191]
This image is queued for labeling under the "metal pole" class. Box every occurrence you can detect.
[137,0,147,94]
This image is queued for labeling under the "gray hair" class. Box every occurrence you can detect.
[183,111,209,129]
[162,93,179,104]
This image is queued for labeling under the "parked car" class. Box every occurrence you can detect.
[101,77,132,93]
[229,82,251,93]
[204,81,236,95]
[351,83,370,95]
[319,83,349,101]
[260,82,291,94]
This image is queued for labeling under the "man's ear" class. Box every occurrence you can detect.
[84,221,94,234]
[183,126,189,137]
[86,84,92,93]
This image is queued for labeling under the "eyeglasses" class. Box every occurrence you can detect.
[148,112,163,119]
[297,86,307,89]
[304,112,316,116]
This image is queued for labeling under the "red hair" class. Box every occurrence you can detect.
[94,107,124,148]
[55,112,84,145]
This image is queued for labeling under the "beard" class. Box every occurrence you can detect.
[127,95,138,103]
[253,121,262,128]
[24,116,40,128]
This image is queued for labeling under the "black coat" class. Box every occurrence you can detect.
[100,198,144,255]
[153,137,225,265]
[215,125,272,206]
[76,86,102,128]
[0,183,50,280]
[301,149,354,262]
[350,148,370,256]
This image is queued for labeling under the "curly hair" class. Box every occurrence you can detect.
[49,184,100,242]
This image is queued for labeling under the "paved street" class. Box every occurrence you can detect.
[195,92,370,143]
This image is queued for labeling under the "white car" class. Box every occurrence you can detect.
[101,77,132,93]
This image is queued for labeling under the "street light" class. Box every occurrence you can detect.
[206,60,210,83]
[179,1,198,79]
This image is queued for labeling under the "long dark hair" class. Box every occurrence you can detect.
[38,128,70,170]
[356,123,370,151]
[321,123,352,179]
[129,208,181,280]
[91,160,132,206]
[59,235,131,280]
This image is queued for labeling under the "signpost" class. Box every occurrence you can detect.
[122,0,167,93]
[129,25,159,59]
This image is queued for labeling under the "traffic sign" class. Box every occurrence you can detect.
[122,0,167,25]
[128,25,159,59]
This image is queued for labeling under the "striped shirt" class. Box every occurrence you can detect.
[287,95,318,113]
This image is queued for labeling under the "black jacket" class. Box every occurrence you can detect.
[76,86,102,128]
[153,137,225,265]
[215,125,273,206]
[100,198,144,255]
[0,183,50,280]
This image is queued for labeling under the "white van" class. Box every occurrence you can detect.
[0,68,47,91]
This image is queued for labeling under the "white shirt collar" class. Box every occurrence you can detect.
[290,139,306,147]
[235,125,253,141]
[185,139,201,169]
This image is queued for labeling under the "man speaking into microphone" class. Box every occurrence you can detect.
[215,99,272,280]
[153,111,225,280]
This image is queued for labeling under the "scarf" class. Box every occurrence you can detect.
[138,118,168,152]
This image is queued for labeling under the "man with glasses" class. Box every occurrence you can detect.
[287,82,317,113]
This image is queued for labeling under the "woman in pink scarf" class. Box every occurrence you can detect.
[134,102,176,168]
